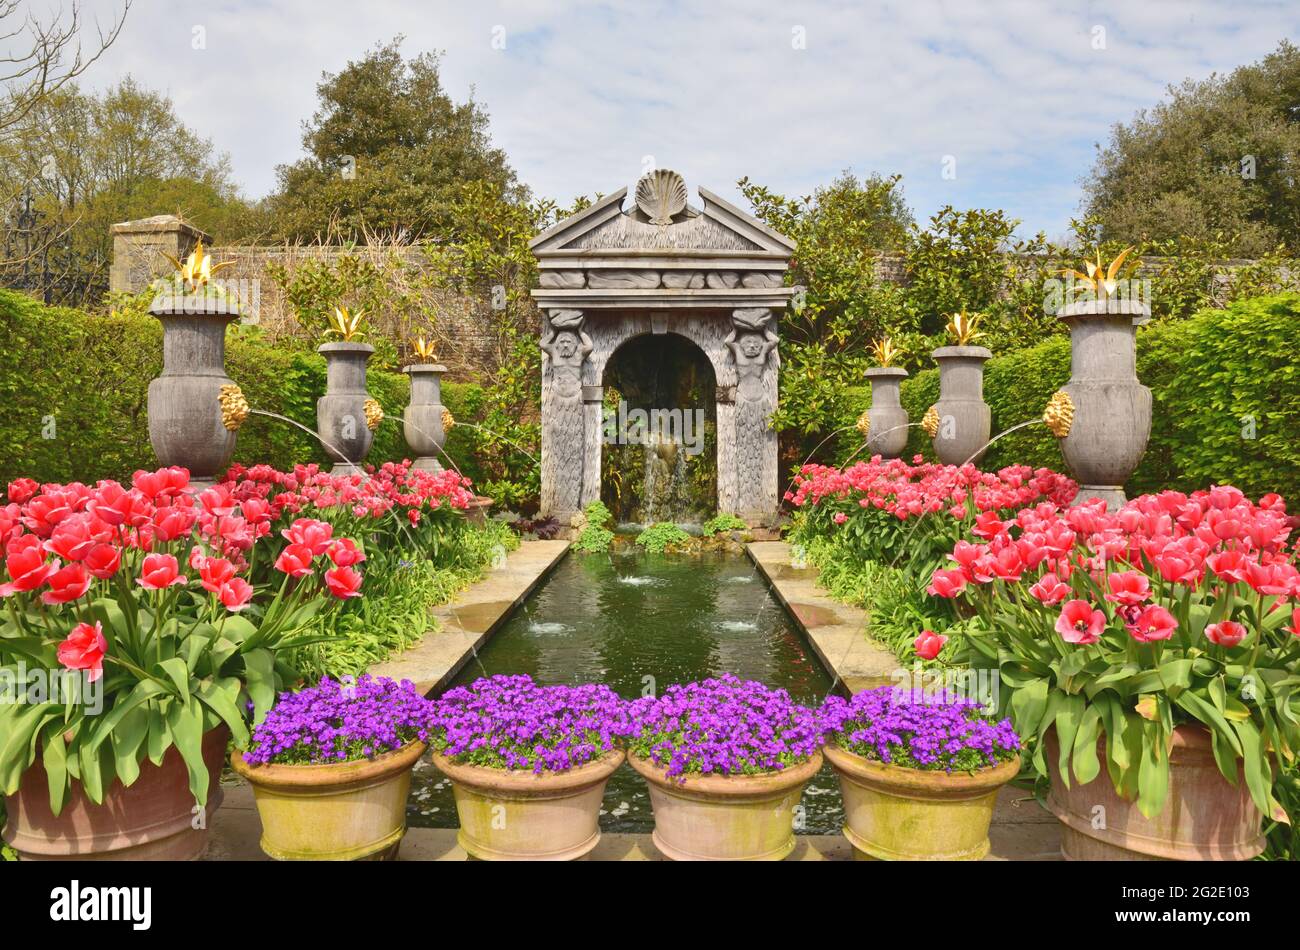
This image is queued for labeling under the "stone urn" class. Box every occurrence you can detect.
[147,298,240,486]
[402,362,448,472]
[824,741,1018,860]
[432,749,623,861]
[628,750,822,861]
[863,367,910,458]
[230,741,424,861]
[1053,299,1151,510]
[1045,727,1263,860]
[929,345,993,466]
[317,341,375,475]
[3,726,228,860]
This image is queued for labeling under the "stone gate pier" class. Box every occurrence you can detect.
[530,169,796,526]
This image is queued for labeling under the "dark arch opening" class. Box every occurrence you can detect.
[601,333,717,525]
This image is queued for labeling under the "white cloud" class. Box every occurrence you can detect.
[84,0,1299,236]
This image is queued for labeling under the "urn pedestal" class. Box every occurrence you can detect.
[930,345,992,466]
[1055,300,1151,510]
[147,299,240,488]
[863,367,910,459]
[402,362,448,472]
[317,341,375,475]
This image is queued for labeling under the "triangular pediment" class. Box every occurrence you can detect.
[530,176,795,257]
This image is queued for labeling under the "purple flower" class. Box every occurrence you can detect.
[627,673,821,780]
[819,686,1020,772]
[428,674,632,774]
[243,675,433,765]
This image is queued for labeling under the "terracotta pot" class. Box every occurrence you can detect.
[824,741,1018,860]
[2,726,229,861]
[629,750,822,861]
[1044,726,1264,860]
[463,496,494,527]
[432,748,623,861]
[229,741,424,861]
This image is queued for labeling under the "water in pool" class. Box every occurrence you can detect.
[407,547,847,835]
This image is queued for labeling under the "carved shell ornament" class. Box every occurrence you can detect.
[635,169,688,225]
[441,407,456,431]
[363,398,384,432]
[1043,391,1075,438]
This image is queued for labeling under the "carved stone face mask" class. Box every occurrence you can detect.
[555,332,578,358]
[740,334,763,358]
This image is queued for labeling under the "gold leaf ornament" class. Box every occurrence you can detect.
[870,337,899,368]
[441,407,456,431]
[363,398,384,431]
[161,239,235,294]
[945,309,984,345]
[921,405,940,438]
[1060,246,1137,301]
[1043,390,1074,438]
[326,306,366,341]
[855,410,871,438]
[411,335,438,361]
[219,384,250,431]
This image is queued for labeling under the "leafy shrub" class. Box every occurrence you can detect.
[702,513,747,536]
[573,500,615,554]
[634,522,691,554]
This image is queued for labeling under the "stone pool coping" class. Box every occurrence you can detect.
[366,538,571,696]
[746,541,902,694]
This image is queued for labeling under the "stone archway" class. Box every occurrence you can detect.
[530,169,796,527]
[600,332,717,524]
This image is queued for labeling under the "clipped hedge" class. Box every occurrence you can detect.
[837,294,1300,500]
[0,289,486,485]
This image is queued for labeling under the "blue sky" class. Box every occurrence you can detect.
[81,0,1300,240]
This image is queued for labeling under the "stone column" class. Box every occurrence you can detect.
[402,362,448,471]
[147,296,240,487]
[539,309,591,521]
[863,367,910,458]
[111,216,210,294]
[929,345,993,465]
[1053,299,1151,509]
[317,341,376,475]
[726,308,779,525]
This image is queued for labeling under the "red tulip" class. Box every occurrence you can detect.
[83,542,122,580]
[42,562,92,605]
[138,553,185,590]
[327,538,366,568]
[1104,570,1151,606]
[1205,620,1247,648]
[274,544,314,578]
[1029,572,1070,605]
[1289,607,1300,639]
[1127,604,1177,644]
[7,477,38,503]
[198,556,236,594]
[1,534,58,595]
[218,577,254,612]
[323,565,363,599]
[1056,600,1105,645]
[282,518,333,556]
[926,568,967,598]
[1207,549,1251,584]
[913,629,947,660]
[57,620,107,683]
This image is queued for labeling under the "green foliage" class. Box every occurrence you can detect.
[702,513,747,536]
[0,78,263,307]
[268,38,522,241]
[293,519,517,679]
[573,500,614,553]
[634,522,691,554]
[0,288,491,487]
[1082,40,1300,257]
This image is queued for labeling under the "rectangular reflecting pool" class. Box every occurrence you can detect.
[407,547,846,835]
